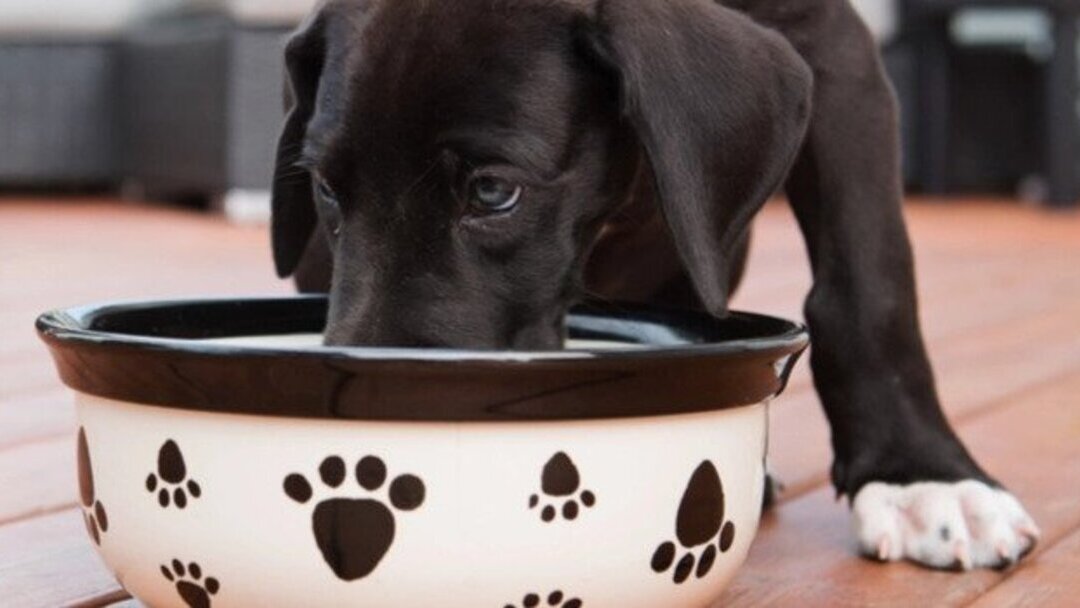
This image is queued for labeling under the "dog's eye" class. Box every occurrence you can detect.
[314,178,343,237]
[468,176,521,213]
[316,180,336,204]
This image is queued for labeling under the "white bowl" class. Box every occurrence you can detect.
[39,297,807,608]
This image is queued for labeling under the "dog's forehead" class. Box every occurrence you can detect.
[324,0,588,176]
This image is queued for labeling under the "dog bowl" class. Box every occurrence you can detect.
[37,296,807,608]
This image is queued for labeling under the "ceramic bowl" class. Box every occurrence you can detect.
[37,296,807,608]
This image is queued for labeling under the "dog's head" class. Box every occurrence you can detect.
[272,0,812,349]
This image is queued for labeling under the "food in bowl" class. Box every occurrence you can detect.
[37,296,807,607]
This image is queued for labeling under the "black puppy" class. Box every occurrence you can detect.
[270,0,1038,570]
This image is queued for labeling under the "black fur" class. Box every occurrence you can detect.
[271,0,993,503]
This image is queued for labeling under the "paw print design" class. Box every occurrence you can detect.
[505,590,583,608]
[651,460,736,584]
[529,452,595,522]
[161,559,219,608]
[76,427,108,545]
[284,455,425,581]
[146,440,202,509]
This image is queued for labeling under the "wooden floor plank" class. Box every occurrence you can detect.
[752,274,1080,401]
[0,203,285,306]
[0,509,121,607]
[970,524,1080,608]
[0,390,74,450]
[0,435,76,525]
[767,297,1080,497]
[731,199,1080,315]
[717,369,1080,607]
[0,353,63,401]
[70,591,133,608]
[734,202,1080,399]
[93,599,137,608]
[738,200,1080,499]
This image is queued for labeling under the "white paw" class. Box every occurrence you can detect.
[852,480,1039,570]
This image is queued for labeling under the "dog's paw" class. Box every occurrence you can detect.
[852,480,1039,570]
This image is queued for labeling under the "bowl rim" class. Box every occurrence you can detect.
[36,296,809,421]
[36,295,808,362]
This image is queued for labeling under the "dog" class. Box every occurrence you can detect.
[269,0,1039,570]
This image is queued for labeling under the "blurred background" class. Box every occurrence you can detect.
[0,0,1077,214]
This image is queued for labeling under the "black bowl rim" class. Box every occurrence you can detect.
[36,296,809,421]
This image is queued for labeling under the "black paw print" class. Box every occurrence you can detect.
[651,460,736,584]
[505,590,583,608]
[161,559,219,608]
[529,452,595,522]
[76,427,108,545]
[284,455,425,581]
[146,440,201,509]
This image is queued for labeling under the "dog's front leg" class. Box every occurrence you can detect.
[760,1,1039,569]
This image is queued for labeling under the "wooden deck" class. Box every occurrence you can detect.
[1,197,1079,607]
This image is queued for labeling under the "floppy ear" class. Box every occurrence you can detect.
[580,0,813,316]
[271,2,365,278]
[271,13,326,278]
